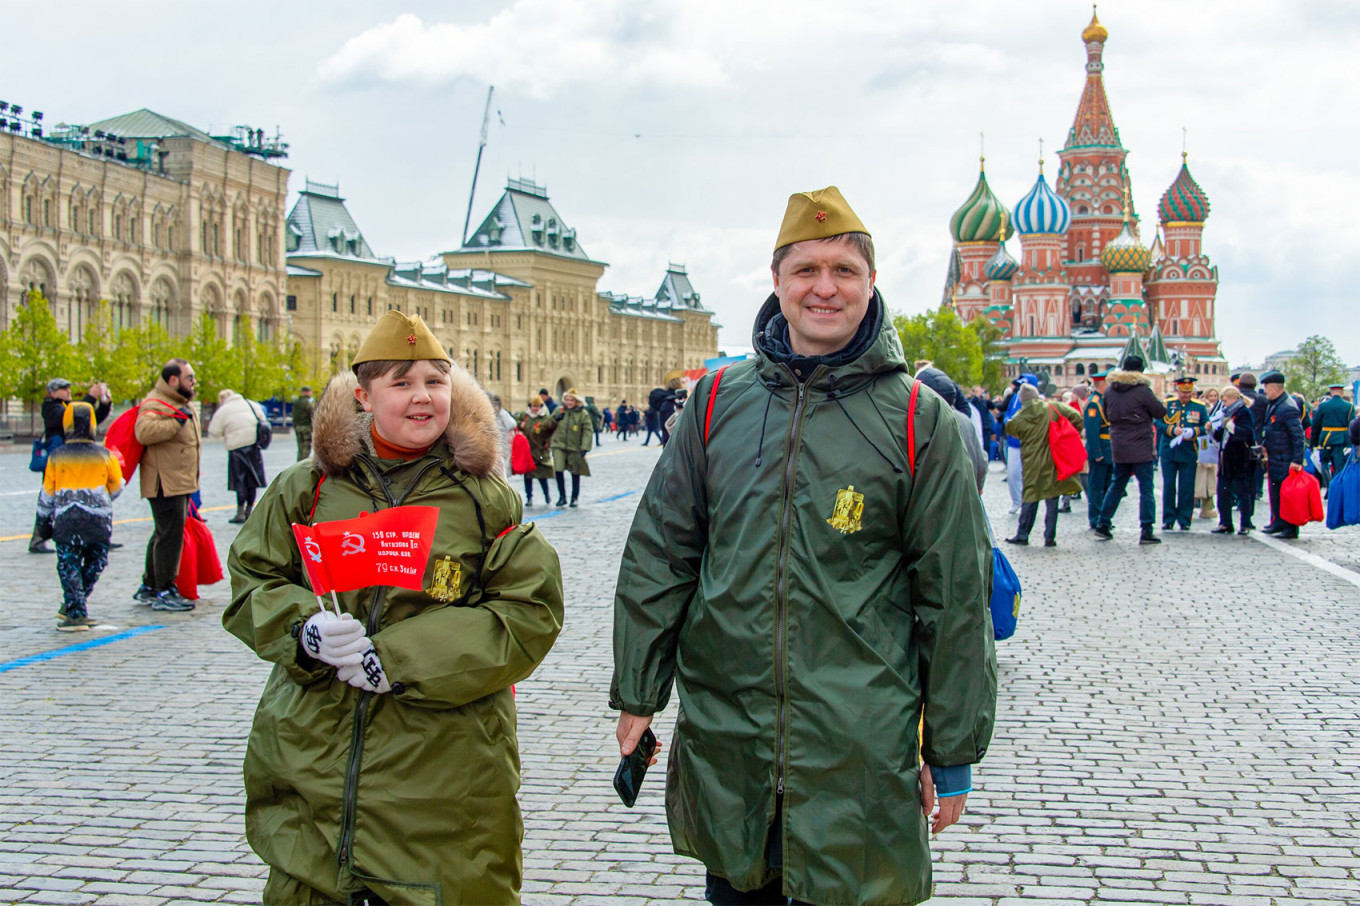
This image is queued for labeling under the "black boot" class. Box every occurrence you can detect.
[28,518,53,554]
[229,504,248,524]
[1140,528,1162,545]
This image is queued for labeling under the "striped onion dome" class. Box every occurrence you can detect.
[1158,159,1211,223]
[949,166,1010,242]
[1101,221,1151,273]
[984,241,1019,281]
[1013,172,1071,235]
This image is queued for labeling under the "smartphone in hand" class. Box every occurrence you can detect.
[613,728,658,808]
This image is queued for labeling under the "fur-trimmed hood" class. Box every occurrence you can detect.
[1105,369,1152,389]
[310,367,503,477]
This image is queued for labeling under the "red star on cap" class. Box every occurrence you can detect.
[406,334,418,345]
[815,211,828,223]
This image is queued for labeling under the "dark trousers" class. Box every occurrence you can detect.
[295,428,312,462]
[1217,472,1256,530]
[143,494,188,592]
[555,471,581,501]
[523,475,551,501]
[1087,458,1112,528]
[1098,461,1156,530]
[1318,445,1346,479]
[1016,497,1060,543]
[1253,461,1266,499]
[1268,474,1284,527]
[1161,458,1197,528]
[57,535,110,618]
[705,873,810,906]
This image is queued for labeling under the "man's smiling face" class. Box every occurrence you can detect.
[772,236,875,357]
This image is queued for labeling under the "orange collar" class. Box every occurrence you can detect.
[370,423,433,462]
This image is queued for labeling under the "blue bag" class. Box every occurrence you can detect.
[990,546,1022,640]
[1326,450,1360,529]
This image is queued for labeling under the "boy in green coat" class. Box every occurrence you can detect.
[224,311,564,904]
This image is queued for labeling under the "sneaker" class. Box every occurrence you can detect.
[1140,531,1162,545]
[151,590,195,612]
[57,617,92,632]
[1093,526,1113,540]
[133,584,158,606]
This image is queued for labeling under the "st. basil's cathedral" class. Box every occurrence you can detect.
[943,9,1225,387]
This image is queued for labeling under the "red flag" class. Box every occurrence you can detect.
[291,505,440,594]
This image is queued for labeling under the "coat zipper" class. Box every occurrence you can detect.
[773,368,818,795]
[336,455,442,866]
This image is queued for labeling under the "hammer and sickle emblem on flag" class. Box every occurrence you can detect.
[341,532,366,555]
[303,537,322,563]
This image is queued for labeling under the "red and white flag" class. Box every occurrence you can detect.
[291,506,440,596]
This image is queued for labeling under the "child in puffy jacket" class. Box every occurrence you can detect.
[38,401,124,631]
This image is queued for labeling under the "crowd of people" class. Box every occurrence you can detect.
[965,357,1358,548]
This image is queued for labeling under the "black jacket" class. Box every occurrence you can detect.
[1102,370,1167,464]
[42,393,111,444]
[1213,401,1255,480]
[1261,393,1305,480]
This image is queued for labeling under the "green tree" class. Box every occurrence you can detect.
[1284,335,1348,403]
[74,299,148,402]
[2,289,76,408]
[892,306,983,387]
[185,312,234,404]
[969,317,1008,395]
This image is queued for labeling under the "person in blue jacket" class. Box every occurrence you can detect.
[1083,372,1113,529]
[1258,370,1306,539]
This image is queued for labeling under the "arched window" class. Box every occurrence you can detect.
[1075,363,1085,376]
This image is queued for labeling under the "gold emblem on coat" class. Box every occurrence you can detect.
[426,555,462,602]
[826,485,865,535]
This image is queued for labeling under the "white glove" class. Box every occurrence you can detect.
[301,612,371,667]
[337,645,392,694]
[1181,427,1194,440]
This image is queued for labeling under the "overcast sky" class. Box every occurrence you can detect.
[7,0,1357,365]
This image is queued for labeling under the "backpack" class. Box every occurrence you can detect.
[510,431,535,474]
[253,402,273,450]
[1047,403,1087,481]
[104,400,188,479]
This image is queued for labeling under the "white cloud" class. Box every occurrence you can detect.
[316,3,727,99]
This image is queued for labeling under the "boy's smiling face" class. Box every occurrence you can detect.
[355,360,452,449]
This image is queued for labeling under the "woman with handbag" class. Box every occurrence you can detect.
[208,389,269,524]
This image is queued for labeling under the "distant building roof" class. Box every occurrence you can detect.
[654,264,705,311]
[463,179,602,263]
[85,108,217,144]
[286,180,383,262]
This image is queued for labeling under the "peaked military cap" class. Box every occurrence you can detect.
[351,311,450,369]
[1174,376,1198,386]
[774,186,869,252]
[1329,382,1346,389]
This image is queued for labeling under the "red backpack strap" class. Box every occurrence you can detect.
[906,379,922,476]
[703,365,730,447]
[307,474,327,523]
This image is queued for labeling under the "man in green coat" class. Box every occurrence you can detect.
[1311,383,1354,479]
[292,386,314,461]
[224,311,564,905]
[1004,384,1084,547]
[611,187,997,906]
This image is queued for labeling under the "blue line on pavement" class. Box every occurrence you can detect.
[0,625,164,674]
[524,490,639,522]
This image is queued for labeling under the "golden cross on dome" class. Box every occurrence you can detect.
[1038,138,1045,173]
[1000,209,1009,242]
[980,131,986,171]
[1182,126,1189,162]
[1122,185,1131,223]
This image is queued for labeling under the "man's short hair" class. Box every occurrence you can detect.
[771,232,875,274]
[1238,371,1257,389]
[539,388,550,396]
[354,358,452,391]
[162,358,190,382]
[1018,384,1040,402]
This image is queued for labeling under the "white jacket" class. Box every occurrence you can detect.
[208,394,267,452]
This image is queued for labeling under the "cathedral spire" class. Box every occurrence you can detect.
[1066,8,1122,150]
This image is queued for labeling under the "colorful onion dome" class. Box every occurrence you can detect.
[949,164,1010,242]
[1101,221,1151,273]
[984,241,1019,281]
[1082,7,1108,43]
[1013,172,1071,235]
[1158,158,1211,223]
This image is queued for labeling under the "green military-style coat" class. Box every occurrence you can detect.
[1006,398,1085,502]
[611,292,997,906]
[516,410,557,479]
[224,369,564,905]
[550,405,593,475]
[1158,396,1210,464]
[1312,394,1355,448]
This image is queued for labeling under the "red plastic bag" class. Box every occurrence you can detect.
[1280,470,1323,527]
[176,505,223,601]
[1047,404,1087,482]
[510,431,535,475]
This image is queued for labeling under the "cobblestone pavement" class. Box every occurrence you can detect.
[1,436,1358,905]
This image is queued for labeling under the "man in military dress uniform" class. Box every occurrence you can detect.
[1159,376,1209,531]
[1084,372,1112,529]
[291,386,314,461]
[1311,382,1354,479]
